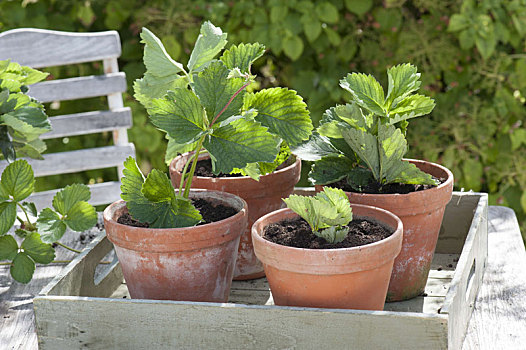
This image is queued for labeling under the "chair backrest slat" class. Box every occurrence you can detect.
[0,29,121,68]
[41,108,132,140]
[0,28,134,209]
[27,73,127,103]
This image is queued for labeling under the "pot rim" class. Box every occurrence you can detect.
[103,189,247,240]
[252,206,402,254]
[169,151,301,181]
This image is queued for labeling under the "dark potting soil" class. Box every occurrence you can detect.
[116,198,237,228]
[193,158,291,178]
[331,176,445,195]
[263,217,394,249]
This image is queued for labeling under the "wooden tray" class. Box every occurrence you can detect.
[34,191,488,349]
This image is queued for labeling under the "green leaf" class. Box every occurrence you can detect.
[220,43,265,73]
[232,141,291,180]
[193,61,246,124]
[140,28,184,77]
[318,103,370,138]
[187,21,228,73]
[346,167,375,191]
[64,201,97,232]
[282,36,304,61]
[309,154,355,185]
[244,87,312,147]
[317,226,349,244]
[458,29,475,50]
[316,2,339,24]
[291,134,339,161]
[341,127,381,181]
[283,187,352,241]
[148,89,207,144]
[303,19,322,42]
[387,94,435,124]
[205,118,280,174]
[385,63,422,109]
[387,161,436,186]
[36,208,67,243]
[0,125,16,162]
[133,73,188,110]
[315,187,353,227]
[164,136,198,164]
[448,14,470,32]
[0,202,16,236]
[0,159,34,201]
[11,252,35,283]
[0,235,18,260]
[21,232,54,264]
[121,157,201,228]
[19,201,37,218]
[340,73,386,116]
[345,0,373,16]
[52,184,90,216]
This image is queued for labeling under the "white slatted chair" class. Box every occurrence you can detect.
[0,28,135,209]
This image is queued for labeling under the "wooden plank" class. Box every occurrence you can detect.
[436,193,483,254]
[41,108,132,140]
[27,181,123,211]
[0,29,121,68]
[34,297,448,349]
[0,144,135,177]
[441,194,488,350]
[0,219,105,350]
[27,73,127,103]
[462,206,526,350]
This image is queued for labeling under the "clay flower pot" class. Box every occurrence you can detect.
[251,205,403,310]
[103,190,247,302]
[170,152,301,280]
[316,159,453,302]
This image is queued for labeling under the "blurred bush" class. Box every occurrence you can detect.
[1,0,525,234]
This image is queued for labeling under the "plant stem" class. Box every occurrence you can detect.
[17,216,25,226]
[56,242,82,254]
[0,262,13,266]
[183,136,205,198]
[17,202,32,224]
[178,152,194,194]
[209,81,252,127]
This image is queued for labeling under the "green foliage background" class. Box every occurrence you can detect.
[1,0,525,234]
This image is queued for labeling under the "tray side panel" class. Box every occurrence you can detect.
[34,297,448,350]
[40,234,123,298]
[436,193,482,254]
[441,194,488,349]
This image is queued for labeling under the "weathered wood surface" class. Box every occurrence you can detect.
[462,206,526,349]
[41,108,132,140]
[0,29,121,68]
[0,220,105,350]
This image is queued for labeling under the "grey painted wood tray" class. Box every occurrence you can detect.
[34,191,488,350]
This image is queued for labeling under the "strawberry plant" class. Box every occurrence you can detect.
[125,21,312,227]
[283,187,352,244]
[0,61,97,283]
[295,64,437,192]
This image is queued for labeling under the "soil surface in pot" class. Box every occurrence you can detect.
[330,176,445,195]
[116,198,237,228]
[193,158,291,178]
[263,217,394,249]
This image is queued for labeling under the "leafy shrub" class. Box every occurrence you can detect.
[1,0,525,235]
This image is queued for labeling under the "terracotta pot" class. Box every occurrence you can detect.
[170,153,301,280]
[315,159,453,301]
[103,190,247,302]
[252,205,403,310]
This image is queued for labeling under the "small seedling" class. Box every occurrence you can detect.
[283,187,352,244]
